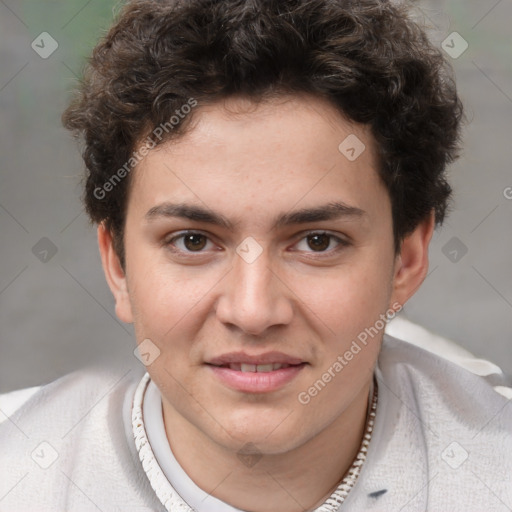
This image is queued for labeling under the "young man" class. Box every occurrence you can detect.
[0,0,511,511]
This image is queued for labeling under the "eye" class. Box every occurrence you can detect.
[293,231,348,254]
[165,231,215,253]
[164,230,349,257]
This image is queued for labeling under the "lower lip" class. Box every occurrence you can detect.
[207,364,306,393]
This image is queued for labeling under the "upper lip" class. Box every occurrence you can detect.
[206,351,305,366]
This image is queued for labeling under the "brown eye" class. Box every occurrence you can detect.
[307,233,331,251]
[165,231,213,253]
[183,234,207,251]
[292,231,349,256]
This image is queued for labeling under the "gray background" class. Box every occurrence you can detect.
[0,0,511,392]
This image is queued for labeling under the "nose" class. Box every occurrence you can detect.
[215,246,294,336]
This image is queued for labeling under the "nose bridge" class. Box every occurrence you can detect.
[216,246,292,334]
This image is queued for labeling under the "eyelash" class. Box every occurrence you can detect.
[164,230,350,257]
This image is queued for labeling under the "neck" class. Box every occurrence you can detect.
[162,382,372,512]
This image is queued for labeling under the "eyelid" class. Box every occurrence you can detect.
[164,230,219,252]
[164,229,350,255]
[289,230,350,254]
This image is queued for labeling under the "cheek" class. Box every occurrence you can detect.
[130,272,212,340]
[125,240,217,332]
[293,265,390,419]
[294,260,393,340]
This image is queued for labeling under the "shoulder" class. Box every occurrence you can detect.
[0,386,41,424]
[385,315,511,398]
[378,333,512,436]
[0,364,161,511]
[370,334,512,508]
[379,332,512,409]
[0,364,142,432]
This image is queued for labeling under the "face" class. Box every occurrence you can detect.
[100,94,431,456]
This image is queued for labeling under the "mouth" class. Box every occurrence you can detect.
[208,362,301,372]
[206,351,305,367]
[205,352,307,393]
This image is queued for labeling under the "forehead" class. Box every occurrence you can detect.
[154,94,378,167]
[128,94,388,225]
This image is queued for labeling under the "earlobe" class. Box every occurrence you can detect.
[97,224,134,324]
[390,211,435,308]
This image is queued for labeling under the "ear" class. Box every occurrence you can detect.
[97,224,134,324]
[390,211,435,309]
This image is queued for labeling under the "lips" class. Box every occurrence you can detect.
[205,351,307,392]
[206,351,304,367]
[222,363,294,372]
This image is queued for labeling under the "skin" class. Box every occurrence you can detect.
[99,94,434,511]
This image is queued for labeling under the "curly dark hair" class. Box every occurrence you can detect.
[62,0,463,267]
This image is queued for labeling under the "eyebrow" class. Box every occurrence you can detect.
[145,201,366,230]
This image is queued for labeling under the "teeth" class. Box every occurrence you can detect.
[255,364,274,373]
[231,363,292,372]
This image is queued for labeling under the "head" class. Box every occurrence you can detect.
[63,0,462,455]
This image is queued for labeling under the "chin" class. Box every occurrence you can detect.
[223,431,304,457]
[215,408,307,453]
